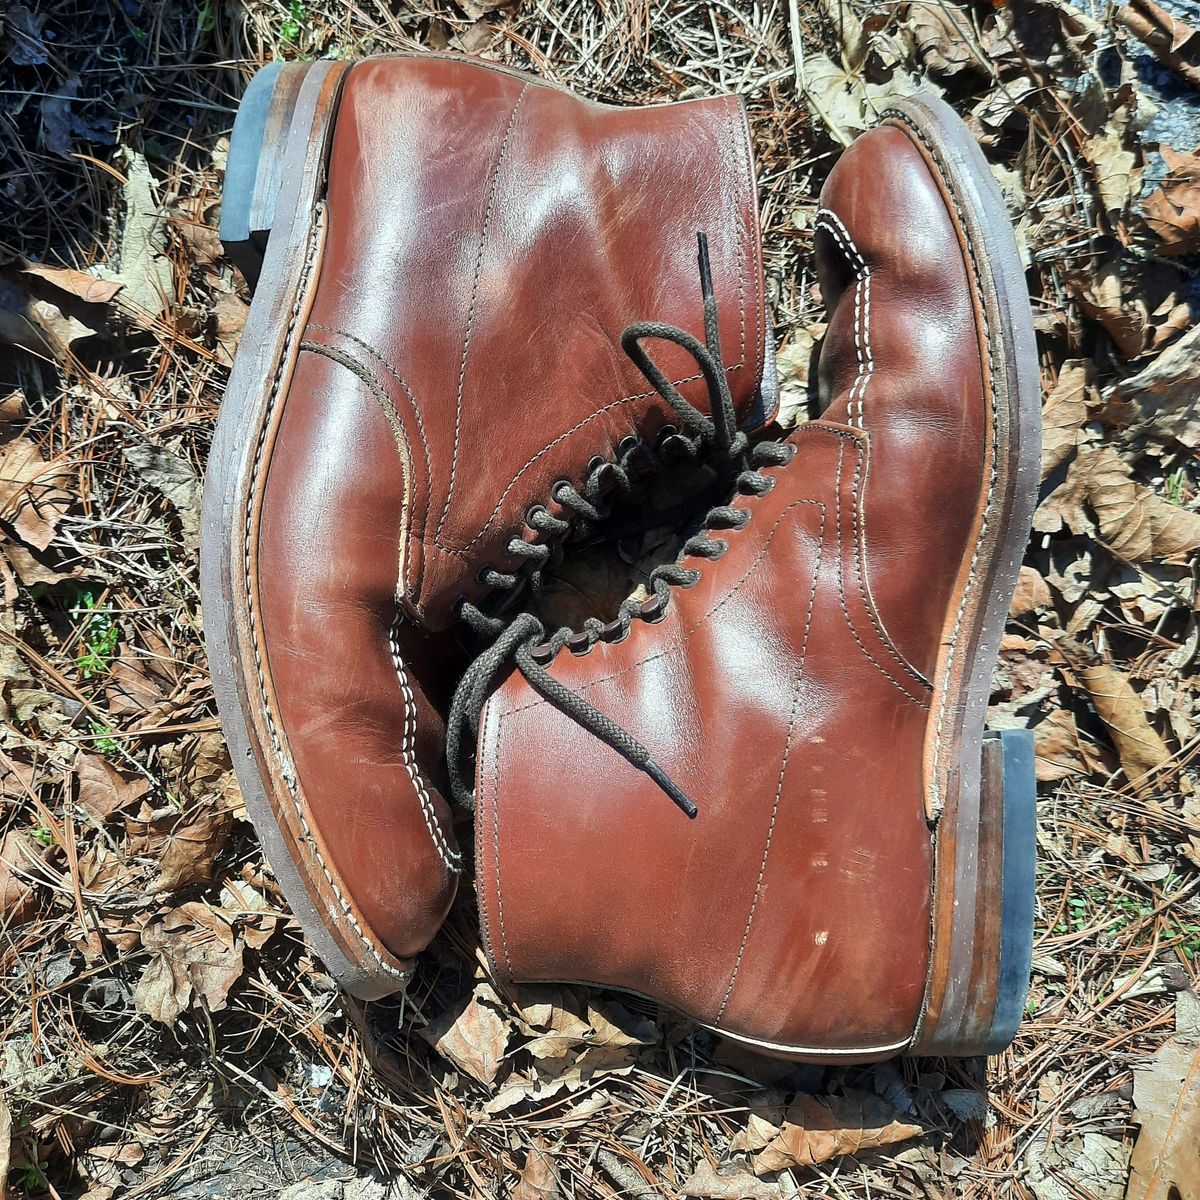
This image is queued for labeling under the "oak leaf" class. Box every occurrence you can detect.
[750,1091,923,1174]
[74,750,149,823]
[1041,360,1095,478]
[1126,1015,1200,1199]
[1143,148,1200,257]
[422,984,510,1084]
[513,1140,562,1200]
[0,438,72,551]
[682,1162,780,1199]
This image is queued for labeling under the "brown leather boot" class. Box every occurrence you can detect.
[201,54,773,998]
[460,94,1040,1059]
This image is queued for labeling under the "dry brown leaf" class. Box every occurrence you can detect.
[1118,320,1200,450]
[421,985,510,1084]
[1061,260,1148,357]
[1041,359,1095,478]
[1011,565,1052,617]
[0,438,72,551]
[0,1091,10,1198]
[1049,447,1200,564]
[1083,133,1140,218]
[513,1140,562,1200]
[124,801,234,892]
[682,1161,780,1199]
[21,263,123,305]
[105,649,171,718]
[134,903,244,1024]
[1,539,71,588]
[1077,447,1153,559]
[905,2,975,75]
[0,831,38,925]
[1034,709,1110,782]
[1143,148,1200,257]
[74,750,149,823]
[751,1091,923,1174]
[1060,648,1172,790]
[1126,1027,1200,1199]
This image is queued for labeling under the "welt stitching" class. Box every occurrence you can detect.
[814,211,873,428]
[294,342,460,868]
[388,612,463,872]
[848,440,932,690]
[833,439,930,708]
[436,83,532,548]
[883,109,1000,818]
[715,507,825,1022]
[243,213,410,981]
[306,323,432,505]
[502,493,828,719]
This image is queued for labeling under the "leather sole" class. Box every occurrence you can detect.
[879,94,1041,1056]
[202,60,415,999]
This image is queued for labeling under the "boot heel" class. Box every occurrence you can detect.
[914,728,1036,1056]
[221,61,314,288]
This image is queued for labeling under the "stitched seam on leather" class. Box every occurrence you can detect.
[435,82,531,549]
[884,109,1000,819]
[848,439,932,690]
[498,425,882,716]
[491,746,514,976]
[814,211,873,428]
[296,340,461,870]
[388,612,463,872]
[475,742,502,980]
[306,323,433,503]
[243,213,410,982]
[715,505,824,1022]
[833,439,930,708]
[430,103,751,559]
[502,485,834,718]
[724,96,748,363]
[420,367,743,560]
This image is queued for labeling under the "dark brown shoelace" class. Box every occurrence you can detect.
[446,234,794,817]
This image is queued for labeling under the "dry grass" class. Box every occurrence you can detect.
[1,1,1197,1198]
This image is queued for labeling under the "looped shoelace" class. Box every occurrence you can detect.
[446,233,795,818]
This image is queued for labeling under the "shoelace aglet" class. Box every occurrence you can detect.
[696,231,714,305]
[645,758,698,819]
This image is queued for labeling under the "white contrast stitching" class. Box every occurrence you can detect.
[716,503,825,1021]
[436,83,531,547]
[815,210,873,428]
[832,439,930,707]
[882,110,1001,820]
[242,211,411,983]
[388,611,462,872]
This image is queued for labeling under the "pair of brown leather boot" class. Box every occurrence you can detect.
[203,53,1040,1061]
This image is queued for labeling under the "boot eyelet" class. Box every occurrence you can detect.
[785,443,798,463]
[682,568,702,588]
[616,435,639,458]
[640,595,667,623]
[526,503,548,528]
[603,620,630,645]
[530,642,553,665]
[551,480,573,504]
[585,455,607,475]
[711,539,729,559]
[476,566,493,585]
[567,631,593,656]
